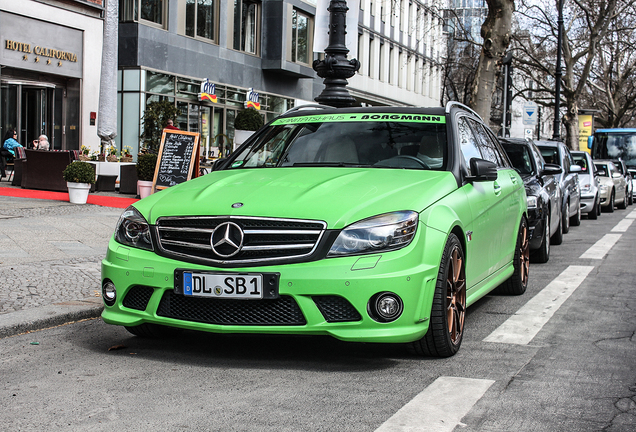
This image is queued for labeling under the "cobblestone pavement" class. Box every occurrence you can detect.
[0,196,122,314]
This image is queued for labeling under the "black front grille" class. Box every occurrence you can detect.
[156,290,306,326]
[313,296,362,322]
[122,286,154,311]
[155,216,327,266]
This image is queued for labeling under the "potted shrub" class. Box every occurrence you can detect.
[106,145,119,162]
[233,108,264,150]
[121,145,133,162]
[136,153,158,199]
[62,161,95,204]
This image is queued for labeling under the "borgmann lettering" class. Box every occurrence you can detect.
[360,114,443,122]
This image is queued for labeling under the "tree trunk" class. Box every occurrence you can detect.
[469,0,515,123]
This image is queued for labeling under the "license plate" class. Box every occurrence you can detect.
[183,272,263,299]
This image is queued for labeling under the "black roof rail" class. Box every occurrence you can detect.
[282,104,331,115]
[445,101,482,121]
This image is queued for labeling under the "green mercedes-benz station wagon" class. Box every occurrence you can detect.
[102,102,529,357]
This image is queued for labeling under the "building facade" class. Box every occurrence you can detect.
[117,0,445,159]
[0,0,104,151]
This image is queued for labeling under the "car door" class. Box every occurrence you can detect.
[562,146,580,215]
[469,119,523,268]
[456,116,503,289]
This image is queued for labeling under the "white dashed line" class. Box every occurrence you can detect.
[580,234,622,259]
[611,218,634,232]
[626,209,636,219]
[483,265,594,345]
[374,377,495,432]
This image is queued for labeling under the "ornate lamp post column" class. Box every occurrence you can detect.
[552,0,564,141]
[313,0,360,108]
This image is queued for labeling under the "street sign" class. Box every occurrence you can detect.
[523,102,538,126]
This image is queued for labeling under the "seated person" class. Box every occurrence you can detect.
[3,129,23,156]
[417,136,444,169]
[32,135,50,150]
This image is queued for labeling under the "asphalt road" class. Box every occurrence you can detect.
[1,198,635,431]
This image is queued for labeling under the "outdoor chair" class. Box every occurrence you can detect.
[8,147,27,184]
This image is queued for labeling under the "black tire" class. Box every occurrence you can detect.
[561,201,570,234]
[409,234,466,358]
[588,196,598,220]
[629,193,633,206]
[497,218,530,296]
[531,214,550,263]
[605,190,615,213]
[570,202,581,226]
[551,215,563,245]
[618,191,627,209]
[125,323,182,338]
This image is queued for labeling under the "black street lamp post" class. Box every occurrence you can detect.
[552,0,564,141]
[313,0,360,108]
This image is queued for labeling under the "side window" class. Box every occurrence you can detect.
[468,118,503,166]
[531,144,544,171]
[457,117,482,174]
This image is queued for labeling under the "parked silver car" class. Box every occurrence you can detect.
[572,151,601,219]
[594,160,628,212]
[629,168,636,199]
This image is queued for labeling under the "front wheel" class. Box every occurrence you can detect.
[551,215,563,245]
[618,190,628,209]
[532,215,550,263]
[497,218,529,295]
[570,202,581,226]
[588,196,599,220]
[408,234,466,358]
[604,190,615,213]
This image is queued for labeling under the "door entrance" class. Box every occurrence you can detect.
[1,81,63,150]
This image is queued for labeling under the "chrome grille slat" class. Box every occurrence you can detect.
[155,216,327,266]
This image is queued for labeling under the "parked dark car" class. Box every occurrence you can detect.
[611,159,633,206]
[500,138,563,262]
[572,150,601,219]
[535,140,582,234]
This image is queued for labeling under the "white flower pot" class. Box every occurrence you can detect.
[67,182,91,204]
[138,180,154,199]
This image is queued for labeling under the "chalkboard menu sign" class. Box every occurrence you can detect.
[153,130,200,191]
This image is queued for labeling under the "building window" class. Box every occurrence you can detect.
[233,0,260,54]
[120,0,165,26]
[186,0,218,42]
[291,9,312,64]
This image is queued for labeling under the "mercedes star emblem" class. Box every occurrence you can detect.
[210,222,244,258]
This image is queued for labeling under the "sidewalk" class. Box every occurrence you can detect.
[0,185,136,338]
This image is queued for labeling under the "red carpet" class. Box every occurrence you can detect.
[0,185,138,208]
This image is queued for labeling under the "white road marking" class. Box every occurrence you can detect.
[580,234,622,259]
[374,377,494,432]
[626,209,636,219]
[483,265,594,345]
[611,218,634,232]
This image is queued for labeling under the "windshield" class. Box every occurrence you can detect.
[226,114,447,170]
[502,144,534,175]
[591,132,636,168]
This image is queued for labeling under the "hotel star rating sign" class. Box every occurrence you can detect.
[523,102,538,126]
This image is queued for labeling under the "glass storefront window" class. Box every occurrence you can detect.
[225,87,244,107]
[176,78,200,100]
[146,71,174,95]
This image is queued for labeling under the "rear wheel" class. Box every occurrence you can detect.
[561,201,570,234]
[497,218,529,295]
[570,202,581,226]
[532,214,550,263]
[588,196,598,220]
[629,192,633,206]
[409,234,466,358]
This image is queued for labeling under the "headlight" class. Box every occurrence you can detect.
[114,206,154,251]
[526,196,538,209]
[327,211,418,257]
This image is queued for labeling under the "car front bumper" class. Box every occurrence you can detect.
[579,193,597,214]
[101,228,446,344]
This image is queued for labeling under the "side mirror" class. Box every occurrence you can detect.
[570,165,582,173]
[587,136,593,149]
[541,163,563,175]
[468,158,498,182]
[612,172,622,179]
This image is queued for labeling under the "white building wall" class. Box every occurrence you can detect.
[0,0,104,151]
[349,0,444,106]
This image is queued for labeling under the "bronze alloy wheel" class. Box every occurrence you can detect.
[519,221,530,288]
[446,245,466,345]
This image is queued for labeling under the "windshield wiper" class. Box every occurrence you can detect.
[291,162,374,167]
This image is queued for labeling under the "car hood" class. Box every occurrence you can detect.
[136,168,458,229]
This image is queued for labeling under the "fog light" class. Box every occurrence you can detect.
[369,292,403,322]
[102,280,117,306]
